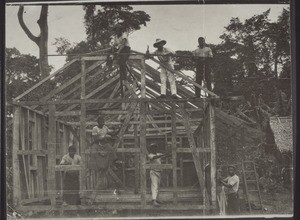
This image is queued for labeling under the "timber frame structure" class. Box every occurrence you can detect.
[11,51,222,213]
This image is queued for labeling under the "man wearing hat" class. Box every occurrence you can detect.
[147,39,178,99]
[192,37,213,97]
[148,143,171,207]
[220,165,240,215]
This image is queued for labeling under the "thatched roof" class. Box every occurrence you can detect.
[269,116,293,152]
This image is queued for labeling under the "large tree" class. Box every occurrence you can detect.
[18,5,50,78]
[83,5,150,49]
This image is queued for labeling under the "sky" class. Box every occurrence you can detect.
[5,4,289,71]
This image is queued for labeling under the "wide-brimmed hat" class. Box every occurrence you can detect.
[153,38,167,48]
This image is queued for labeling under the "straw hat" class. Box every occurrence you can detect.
[153,38,167,48]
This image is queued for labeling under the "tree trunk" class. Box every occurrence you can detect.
[18,5,50,78]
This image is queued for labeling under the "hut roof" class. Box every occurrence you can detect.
[269,116,293,152]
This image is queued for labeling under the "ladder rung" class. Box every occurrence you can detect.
[248,190,259,192]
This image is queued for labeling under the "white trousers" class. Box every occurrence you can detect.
[150,170,161,200]
[160,65,177,95]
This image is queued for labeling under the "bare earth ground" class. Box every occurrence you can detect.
[18,190,292,219]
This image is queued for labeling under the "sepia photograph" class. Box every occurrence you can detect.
[5,0,294,219]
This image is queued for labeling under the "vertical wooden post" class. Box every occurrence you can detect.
[48,104,56,205]
[134,124,140,194]
[12,107,21,206]
[209,101,216,207]
[179,137,183,186]
[140,101,147,208]
[80,59,87,193]
[171,105,178,204]
[140,57,147,207]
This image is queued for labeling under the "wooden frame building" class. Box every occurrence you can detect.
[11,52,221,213]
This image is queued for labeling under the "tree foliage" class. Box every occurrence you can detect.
[83,5,150,49]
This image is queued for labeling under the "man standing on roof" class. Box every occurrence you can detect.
[193,37,213,97]
[111,27,131,97]
[219,165,240,215]
[148,143,171,207]
[146,39,178,99]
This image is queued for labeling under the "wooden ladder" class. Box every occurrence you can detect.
[241,161,263,213]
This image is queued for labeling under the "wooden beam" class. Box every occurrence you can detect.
[171,104,178,204]
[139,101,147,208]
[80,60,87,191]
[112,102,138,151]
[145,164,173,170]
[48,105,56,205]
[134,124,140,194]
[13,97,210,106]
[12,107,21,206]
[13,59,78,101]
[35,60,104,106]
[208,101,216,206]
[178,103,207,202]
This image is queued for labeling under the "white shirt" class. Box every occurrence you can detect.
[60,154,82,165]
[224,174,239,194]
[193,46,213,58]
[92,125,113,139]
[148,153,163,172]
[111,32,130,50]
[154,47,175,66]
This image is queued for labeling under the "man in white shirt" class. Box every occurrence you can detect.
[148,143,171,207]
[147,39,178,99]
[193,37,213,97]
[220,165,240,215]
[60,146,82,205]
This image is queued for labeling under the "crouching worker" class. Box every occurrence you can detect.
[148,143,171,207]
[60,146,82,206]
[219,165,240,215]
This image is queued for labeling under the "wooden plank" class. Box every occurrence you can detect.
[139,101,147,208]
[178,103,207,202]
[140,58,146,98]
[63,74,120,112]
[134,124,140,194]
[13,59,78,101]
[108,168,126,188]
[13,97,209,106]
[19,204,213,211]
[171,104,178,204]
[80,60,87,191]
[208,101,216,206]
[54,67,117,111]
[48,105,56,205]
[37,60,105,105]
[12,107,21,205]
[112,102,138,151]
[55,165,83,171]
[145,164,173,170]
